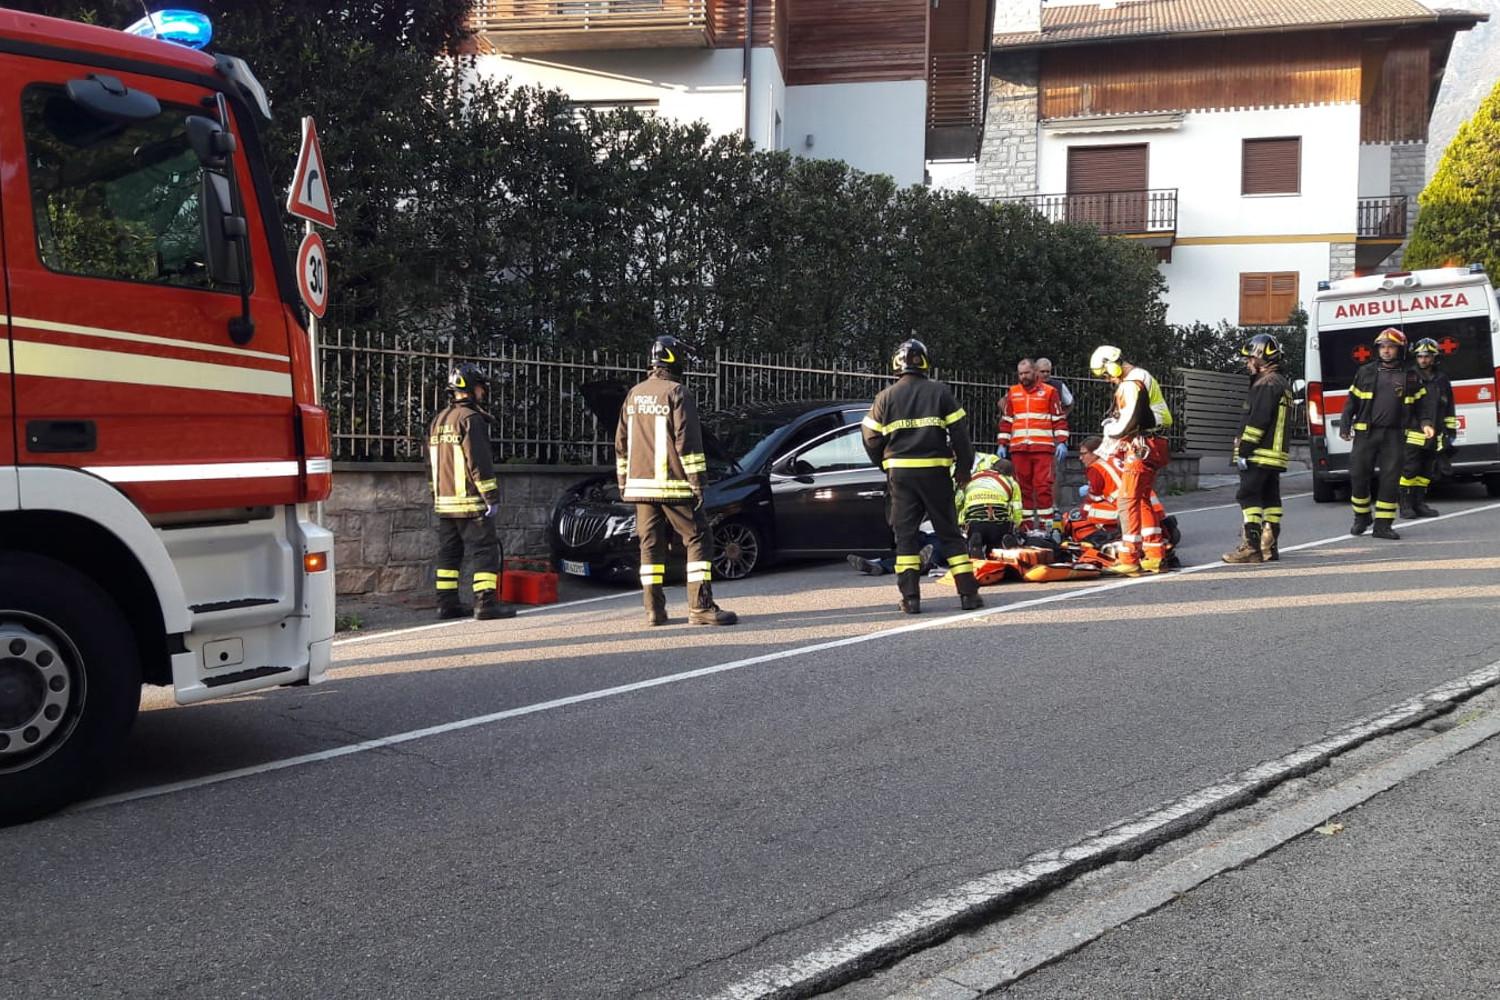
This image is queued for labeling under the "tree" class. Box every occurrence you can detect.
[1406,78,1500,274]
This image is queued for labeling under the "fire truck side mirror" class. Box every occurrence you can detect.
[186,114,237,170]
[200,172,246,289]
[65,74,160,123]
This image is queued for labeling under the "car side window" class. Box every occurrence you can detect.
[779,413,841,455]
[793,426,872,474]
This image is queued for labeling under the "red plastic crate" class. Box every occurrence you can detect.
[502,569,558,605]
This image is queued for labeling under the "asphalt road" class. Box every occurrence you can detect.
[4,476,1500,1000]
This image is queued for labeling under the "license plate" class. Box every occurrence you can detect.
[562,560,589,577]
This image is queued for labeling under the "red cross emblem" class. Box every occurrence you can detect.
[1439,337,1460,355]
[1353,345,1371,363]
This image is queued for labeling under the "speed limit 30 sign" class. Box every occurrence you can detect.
[296,231,329,319]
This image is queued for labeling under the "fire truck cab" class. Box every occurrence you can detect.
[1306,265,1500,502]
[0,9,334,823]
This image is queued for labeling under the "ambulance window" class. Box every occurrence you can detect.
[1319,316,1493,390]
[22,86,224,291]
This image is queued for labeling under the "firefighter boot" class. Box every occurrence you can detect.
[1349,513,1372,536]
[1260,522,1281,562]
[1222,524,1263,564]
[1413,486,1440,518]
[687,582,738,626]
[644,584,669,627]
[959,591,985,611]
[897,570,921,614]
[1399,488,1418,520]
[473,592,517,620]
[436,592,470,620]
[1372,519,1401,540]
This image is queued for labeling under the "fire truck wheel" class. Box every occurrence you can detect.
[0,553,141,826]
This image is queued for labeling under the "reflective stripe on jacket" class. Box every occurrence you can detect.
[960,470,1022,525]
[616,369,707,503]
[1339,361,1435,434]
[996,382,1068,452]
[862,373,974,476]
[1238,370,1292,470]
[429,401,499,518]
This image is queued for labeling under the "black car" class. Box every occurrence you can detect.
[549,394,898,581]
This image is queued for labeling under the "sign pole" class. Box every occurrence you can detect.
[306,217,319,405]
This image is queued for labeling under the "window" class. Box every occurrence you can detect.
[1317,316,1494,392]
[1242,137,1300,195]
[23,86,219,290]
[1239,272,1300,325]
[791,426,872,474]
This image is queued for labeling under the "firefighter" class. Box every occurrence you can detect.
[1398,337,1455,519]
[1340,328,1435,539]
[1222,333,1292,564]
[1092,345,1174,574]
[960,453,1023,558]
[616,336,737,627]
[428,364,515,621]
[863,339,983,614]
[996,358,1069,528]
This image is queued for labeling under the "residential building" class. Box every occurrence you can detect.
[978,0,1486,326]
[464,1,995,188]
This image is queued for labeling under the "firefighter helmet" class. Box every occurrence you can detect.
[1411,337,1441,357]
[1240,332,1281,362]
[1089,345,1124,378]
[1374,328,1408,349]
[448,363,489,397]
[891,339,931,374]
[650,335,695,373]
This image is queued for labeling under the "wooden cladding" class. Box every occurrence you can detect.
[1067,144,1148,194]
[1239,272,1300,326]
[1040,32,1361,118]
[710,0,777,48]
[1361,39,1432,143]
[783,0,928,85]
[1242,138,1301,195]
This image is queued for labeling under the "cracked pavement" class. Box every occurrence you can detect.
[2,484,1498,999]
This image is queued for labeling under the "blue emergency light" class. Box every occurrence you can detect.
[124,9,213,50]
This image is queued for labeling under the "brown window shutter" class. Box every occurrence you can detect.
[1239,272,1298,325]
[1242,138,1301,195]
[1269,272,1299,322]
[1067,144,1149,194]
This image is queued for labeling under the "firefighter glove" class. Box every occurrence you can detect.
[485,502,497,519]
[1235,456,1248,471]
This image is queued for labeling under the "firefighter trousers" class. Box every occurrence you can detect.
[1349,427,1404,523]
[435,514,502,597]
[1119,437,1170,566]
[636,502,716,617]
[1400,438,1438,489]
[1011,449,1056,523]
[888,469,977,602]
[1235,465,1283,528]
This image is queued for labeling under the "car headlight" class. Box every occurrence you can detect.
[604,514,637,539]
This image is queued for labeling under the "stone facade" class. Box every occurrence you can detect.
[974,52,1040,203]
[1329,242,1357,281]
[325,463,609,597]
[1386,141,1427,269]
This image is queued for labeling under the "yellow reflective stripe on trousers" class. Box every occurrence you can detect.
[473,571,498,593]
[640,562,665,586]
[686,560,712,583]
[1263,506,1283,523]
[883,457,954,469]
[894,555,922,572]
[1242,506,1264,523]
[945,554,974,575]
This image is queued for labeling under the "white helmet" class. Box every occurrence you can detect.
[1090,345,1123,378]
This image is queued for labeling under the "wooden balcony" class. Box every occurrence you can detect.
[1017,189,1178,245]
[470,0,714,54]
[1356,195,1408,270]
[926,51,986,161]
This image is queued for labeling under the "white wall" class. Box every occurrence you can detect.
[746,47,786,150]
[473,48,760,142]
[928,160,978,192]
[1037,104,1361,237]
[1358,143,1393,197]
[784,80,928,186]
[1160,241,1331,327]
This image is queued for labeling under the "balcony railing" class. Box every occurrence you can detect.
[470,0,713,53]
[1016,189,1178,237]
[1357,196,1408,239]
[928,52,986,132]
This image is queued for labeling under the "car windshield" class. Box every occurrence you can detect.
[701,411,796,474]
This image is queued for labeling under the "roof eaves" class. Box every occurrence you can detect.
[992,11,1487,52]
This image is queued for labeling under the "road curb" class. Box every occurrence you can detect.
[711,657,1500,1000]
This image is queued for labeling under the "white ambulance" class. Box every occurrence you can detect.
[1306,264,1500,502]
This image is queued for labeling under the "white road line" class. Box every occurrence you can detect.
[1171,491,1313,516]
[331,589,635,647]
[77,500,1500,814]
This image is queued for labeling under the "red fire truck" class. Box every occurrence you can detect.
[0,9,334,823]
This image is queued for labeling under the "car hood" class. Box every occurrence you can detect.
[580,379,629,425]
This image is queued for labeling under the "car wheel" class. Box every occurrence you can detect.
[712,520,763,581]
[1312,474,1338,503]
[0,553,141,826]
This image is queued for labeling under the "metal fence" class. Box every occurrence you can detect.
[319,329,1188,464]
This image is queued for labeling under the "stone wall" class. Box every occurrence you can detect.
[326,463,609,597]
[1387,141,1427,269]
[1329,242,1357,281]
[974,52,1040,202]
